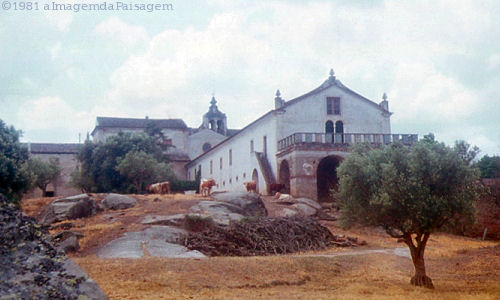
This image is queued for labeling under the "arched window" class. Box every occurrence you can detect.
[325,121,334,143]
[335,121,344,144]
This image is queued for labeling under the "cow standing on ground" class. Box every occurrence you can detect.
[147,181,170,194]
[244,181,257,193]
[200,179,216,196]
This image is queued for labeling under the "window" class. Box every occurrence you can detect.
[327,97,341,115]
[220,157,223,170]
[250,140,254,152]
[229,149,232,166]
[263,136,267,156]
[202,142,211,152]
[210,160,213,174]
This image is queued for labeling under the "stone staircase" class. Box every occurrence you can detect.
[254,151,276,194]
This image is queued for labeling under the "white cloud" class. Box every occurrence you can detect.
[95,16,149,46]
[17,96,93,142]
[44,11,73,32]
[13,0,499,154]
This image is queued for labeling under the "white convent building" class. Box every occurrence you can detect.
[35,69,414,201]
[185,70,416,201]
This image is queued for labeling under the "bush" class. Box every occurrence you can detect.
[183,215,215,232]
[170,180,198,192]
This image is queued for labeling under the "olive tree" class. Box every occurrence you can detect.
[337,135,480,289]
[0,120,31,202]
[116,150,174,193]
[26,157,62,197]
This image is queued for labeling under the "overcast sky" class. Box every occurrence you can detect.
[1,0,499,155]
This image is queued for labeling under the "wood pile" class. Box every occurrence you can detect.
[183,217,364,256]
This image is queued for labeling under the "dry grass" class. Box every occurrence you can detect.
[74,241,500,300]
[23,195,500,299]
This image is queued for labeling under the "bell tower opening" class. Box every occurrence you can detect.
[201,96,228,136]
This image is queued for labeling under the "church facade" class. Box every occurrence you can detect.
[186,70,417,201]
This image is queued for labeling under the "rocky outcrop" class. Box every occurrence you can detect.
[102,193,137,210]
[211,191,268,217]
[39,194,97,225]
[190,201,245,226]
[0,193,107,299]
[97,226,204,259]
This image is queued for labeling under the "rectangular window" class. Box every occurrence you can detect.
[250,140,254,152]
[327,97,341,115]
[210,160,213,174]
[263,136,267,156]
[220,157,223,170]
[229,149,232,166]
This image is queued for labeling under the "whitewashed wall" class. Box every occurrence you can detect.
[187,113,278,194]
[188,129,227,159]
[277,84,391,140]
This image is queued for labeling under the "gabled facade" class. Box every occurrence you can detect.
[187,70,417,201]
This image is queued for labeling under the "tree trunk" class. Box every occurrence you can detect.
[405,232,434,289]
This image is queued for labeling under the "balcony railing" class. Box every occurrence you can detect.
[277,132,418,151]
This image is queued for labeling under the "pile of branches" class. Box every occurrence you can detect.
[183,217,360,256]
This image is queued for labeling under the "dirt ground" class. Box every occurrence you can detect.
[22,194,500,299]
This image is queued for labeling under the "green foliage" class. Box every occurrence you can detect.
[0,120,31,202]
[25,157,62,196]
[477,155,500,178]
[116,150,173,193]
[170,180,198,192]
[73,132,174,193]
[337,136,481,235]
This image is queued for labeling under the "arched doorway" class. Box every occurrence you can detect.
[335,121,344,143]
[279,160,290,194]
[325,121,334,143]
[252,169,259,194]
[317,156,342,202]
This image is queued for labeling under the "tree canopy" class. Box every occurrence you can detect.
[0,120,31,202]
[71,132,174,193]
[116,150,174,193]
[337,134,481,288]
[25,157,62,196]
[477,155,500,179]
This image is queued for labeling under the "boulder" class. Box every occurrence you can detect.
[211,192,268,217]
[0,193,108,300]
[39,194,96,225]
[97,226,204,259]
[63,259,109,300]
[52,230,84,253]
[293,203,318,217]
[189,202,245,226]
[102,193,137,210]
[278,208,298,218]
[141,214,186,226]
[295,198,322,210]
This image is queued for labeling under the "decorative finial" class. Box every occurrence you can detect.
[276,89,281,97]
[210,96,217,105]
[382,92,387,101]
[329,68,335,78]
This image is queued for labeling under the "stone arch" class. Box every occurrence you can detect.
[278,160,291,194]
[317,155,343,202]
[252,168,259,194]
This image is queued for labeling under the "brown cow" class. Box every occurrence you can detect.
[148,181,170,194]
[270,183,285,195]
[200,179,216,196]
[244,181,257,193]
[147,183,161,194]
[160,181,171,194]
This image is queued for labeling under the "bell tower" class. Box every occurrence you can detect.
[202,96,227,135]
